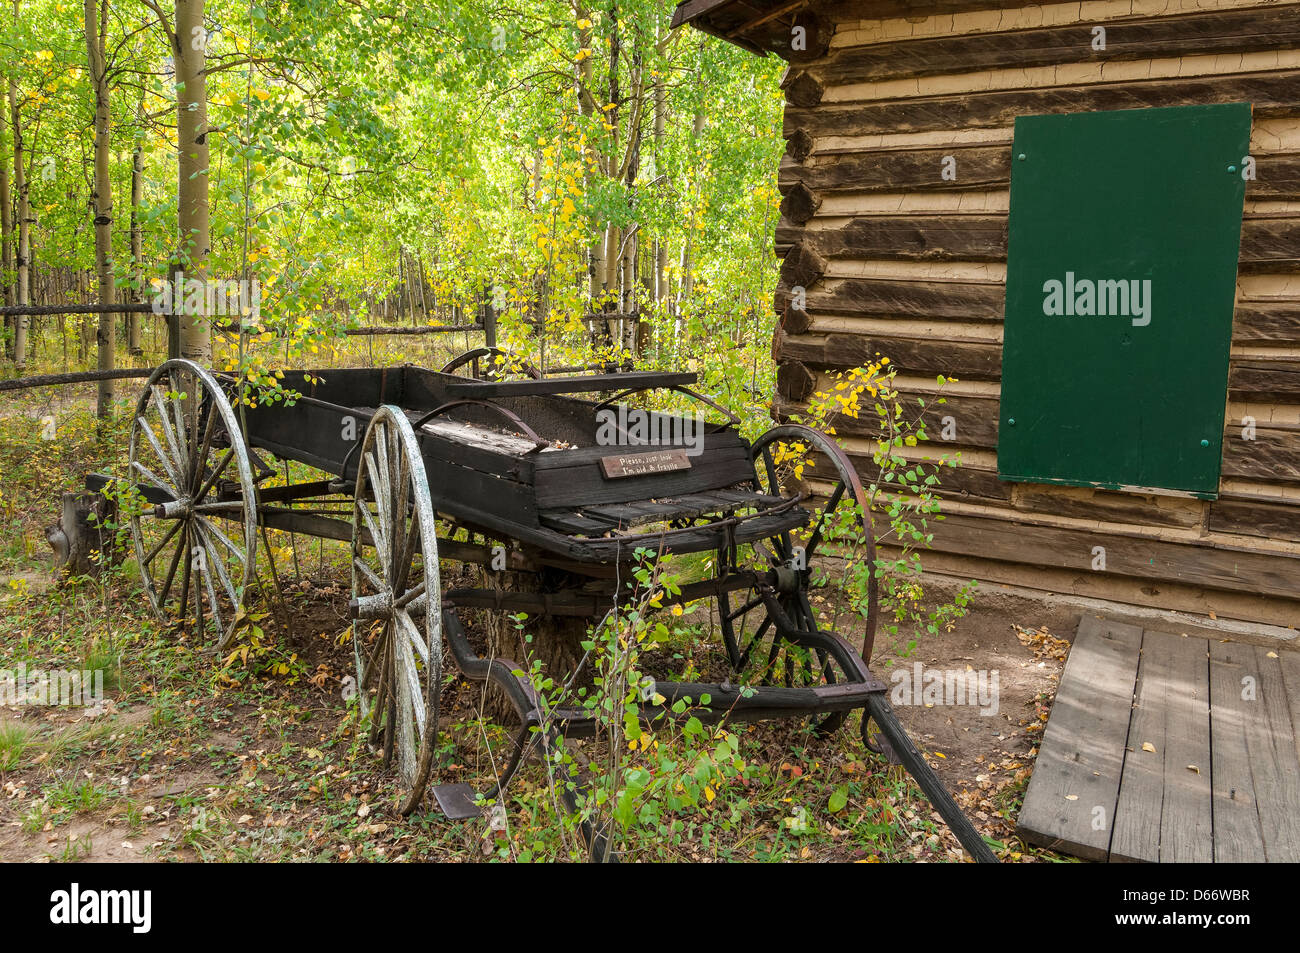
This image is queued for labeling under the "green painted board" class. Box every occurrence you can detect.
[998,103,1251,498]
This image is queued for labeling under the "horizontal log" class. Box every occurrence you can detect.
[780,144,1010,193]
[1222,424,1300,484]
[780,331,1003,379]
[807,276,1006,321]
[0,303,483,337]
[782,214,1300,272]
[780,390,1000,448]
[795,278,1300,344]
[780,145,1300,201]
[806,6,1300,87]
[798,214,1008,262]
[791,389,1300,491]
[1233,300,1300,345]
[0,367,154,392]
[1009,480,1206,530]
[923,510,1300,600]
[807,444,1013,504]
[1228,359,1300,402]
[0,303,153,315]
[1208,498,1300,540]
[784,73,1300,138]
[335,324,483,336]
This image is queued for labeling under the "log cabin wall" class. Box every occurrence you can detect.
[678,0,1300,627]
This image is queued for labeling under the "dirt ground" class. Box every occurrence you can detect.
[872,576,1078,812]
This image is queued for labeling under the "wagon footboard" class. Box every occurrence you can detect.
[440,608,612,860]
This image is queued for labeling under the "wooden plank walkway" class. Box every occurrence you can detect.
[1018,616,1300,862]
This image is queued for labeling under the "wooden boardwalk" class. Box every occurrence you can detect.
[1018,617,1300,862]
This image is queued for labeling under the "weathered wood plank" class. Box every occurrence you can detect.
[1282,649,1300,796]
[1248,643,1300,861]
[1152,632,1214,863]
[1209,639,1267,862]
[1017,616,1143,861]
[800,215,1009,262]
[784,73,1300,138]
[815,445,1013,503]
[1111,630,1212,863]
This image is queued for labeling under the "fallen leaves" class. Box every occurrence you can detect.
[1015,624,1070,662]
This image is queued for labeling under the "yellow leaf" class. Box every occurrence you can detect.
[1141,742,1156,753]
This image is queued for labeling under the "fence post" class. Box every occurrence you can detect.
[483,295,497,349]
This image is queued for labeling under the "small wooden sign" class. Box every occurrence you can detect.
[599,449,692,479]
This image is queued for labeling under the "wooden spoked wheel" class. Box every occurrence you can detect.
[350,405,443,814]
[128,359,258,651]
[440,347,540,381]
[716,424,879,735]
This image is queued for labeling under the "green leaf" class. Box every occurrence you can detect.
[828,785,849,813]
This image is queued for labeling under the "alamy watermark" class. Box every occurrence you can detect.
[890,663,999,716]
[49,883,151,933]
[0,663,104,707]
[595,402,706,457]
[1041,272,1151,327]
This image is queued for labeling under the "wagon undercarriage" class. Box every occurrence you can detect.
[98,358,996,862]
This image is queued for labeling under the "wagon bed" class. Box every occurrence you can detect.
[239,364,811,563]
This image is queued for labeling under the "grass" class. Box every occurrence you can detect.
[0,721,33,771]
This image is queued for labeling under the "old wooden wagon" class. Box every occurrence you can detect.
[102,355,995,861]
